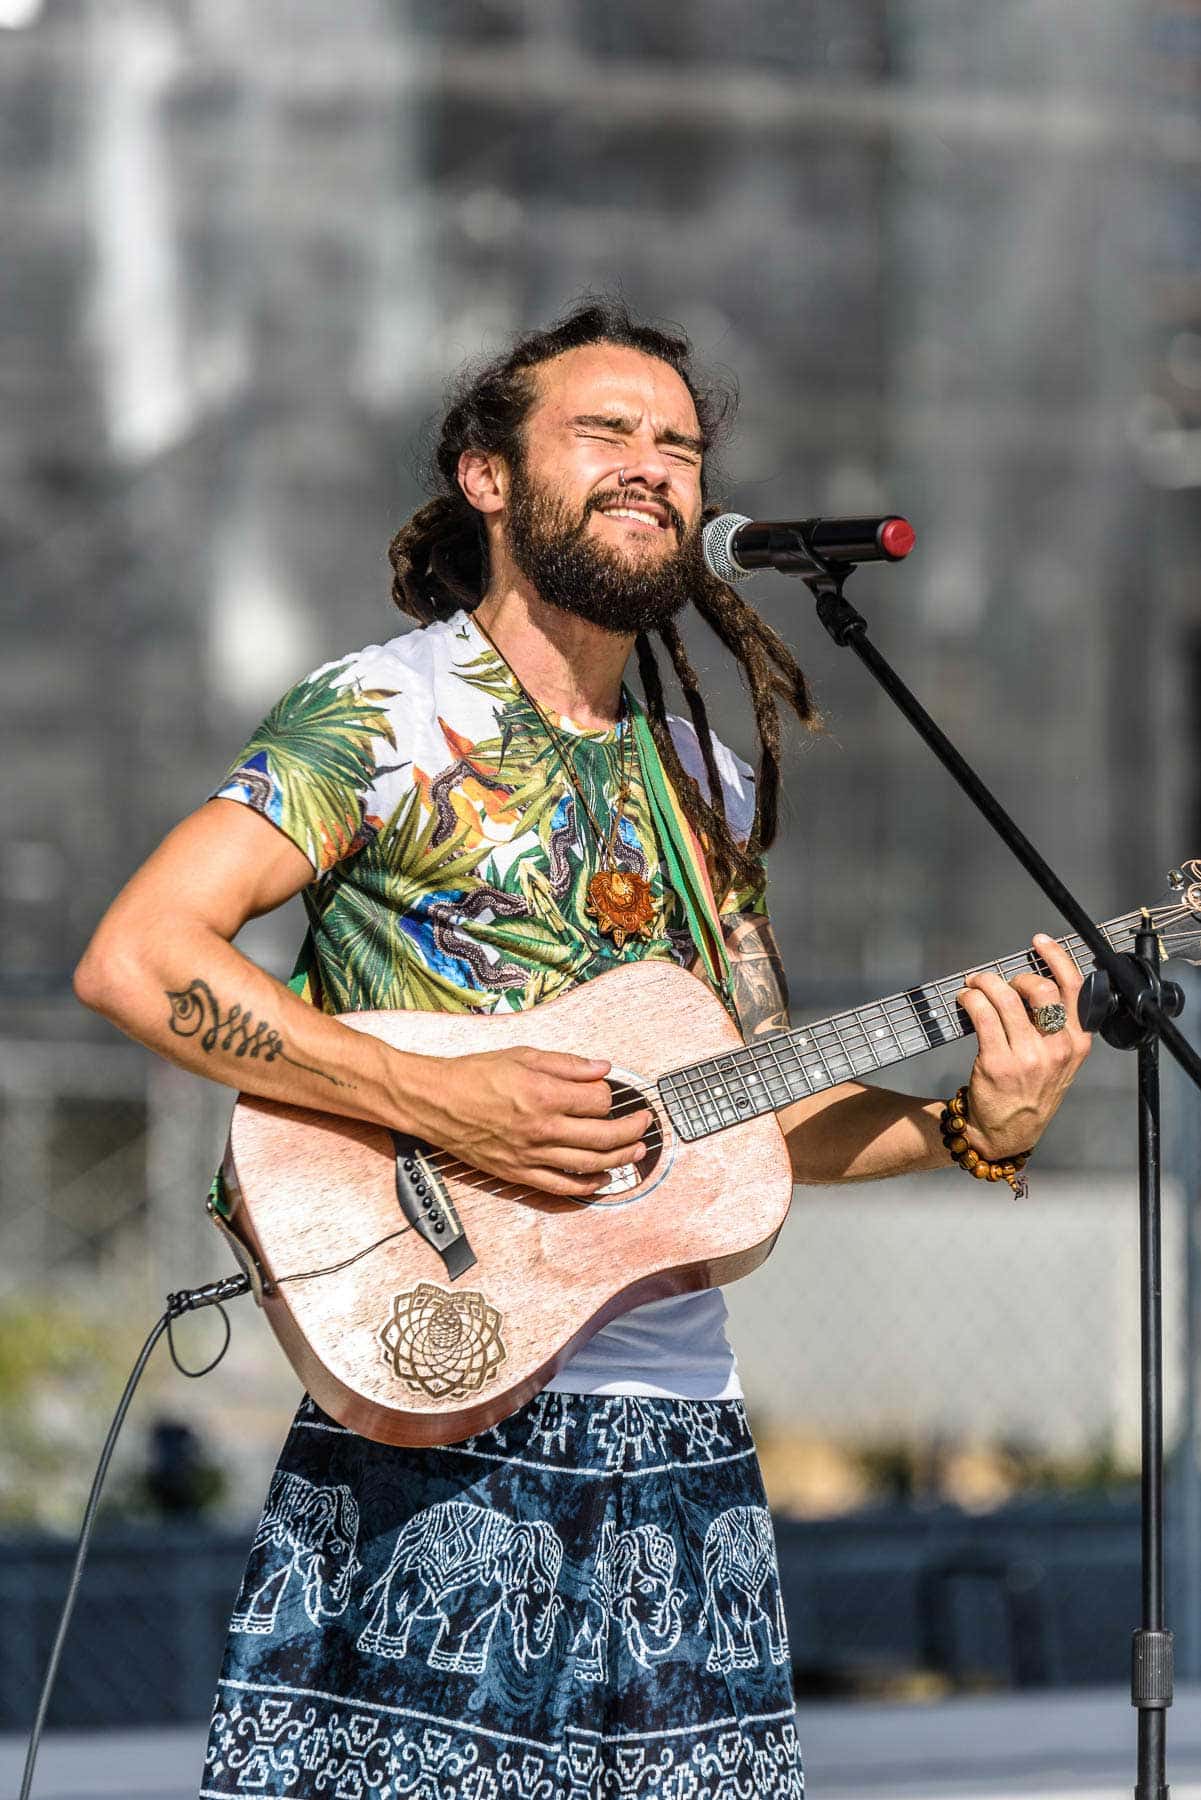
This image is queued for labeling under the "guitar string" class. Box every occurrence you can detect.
[407,909,1160,1172]
[276,905,1196,1270]
[406,907,1192,1185]
[393,906,1192,1193]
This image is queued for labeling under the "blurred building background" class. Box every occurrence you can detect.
[4,0,1201,1732]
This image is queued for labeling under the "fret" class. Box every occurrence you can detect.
[752,1034,808,1110]
[829,1009,871,1076]
[935,982,966,1041]
[722,1051,759,1116]
[787,1024,838,1092]
[736,1051,775,1116]
[704,1054,753,1128]
[661,904,1151,1142]
[669,1068,708,1140]
[826,1015,857,1081]
[846,1003,890,1071]
[686,1058,739,1132]
[900,984,954,1051]
[877,998,909,1060]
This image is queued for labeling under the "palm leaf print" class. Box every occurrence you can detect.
[314,885,484,1014]
[227,665,399,869]
[451,642,522,710]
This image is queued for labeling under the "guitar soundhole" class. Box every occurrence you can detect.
[575,1078,665,1207]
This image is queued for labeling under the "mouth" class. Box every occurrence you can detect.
[593,496,674,534]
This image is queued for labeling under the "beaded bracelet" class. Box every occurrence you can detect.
[939,1084,1032,1198]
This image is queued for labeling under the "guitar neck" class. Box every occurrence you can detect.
[659,909,1145,1143]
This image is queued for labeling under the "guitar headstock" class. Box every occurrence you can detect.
[1154,858,1201,965]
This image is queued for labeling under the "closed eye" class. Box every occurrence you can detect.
[578,431,698,467]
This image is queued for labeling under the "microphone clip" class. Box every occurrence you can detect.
[804,562,869,649]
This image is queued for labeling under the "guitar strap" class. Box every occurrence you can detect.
[626,692,737,1022]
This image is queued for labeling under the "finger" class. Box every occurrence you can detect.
[522,1048,612,1080]
[1032,934,1085,999]
[956,983,1012,1058]
[963,971,1040,1053]
[558,1080,622,1120]
[536,1142,648,1175]
[1032,935,1092,1043]
[519,1165,619,1199]
[1008,971,1063,1011]
[550,1110,654,1154]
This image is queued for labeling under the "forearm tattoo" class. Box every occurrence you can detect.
[165,978,352,1089]
[724,914,791,1040]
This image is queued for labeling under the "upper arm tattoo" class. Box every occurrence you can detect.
[722,913,791,1040]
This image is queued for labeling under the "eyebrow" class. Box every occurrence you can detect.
[569,412,705,457]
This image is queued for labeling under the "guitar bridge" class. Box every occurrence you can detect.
[389,1132,477,1281]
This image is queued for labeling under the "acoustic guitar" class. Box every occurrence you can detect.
[210,860,1201,1448]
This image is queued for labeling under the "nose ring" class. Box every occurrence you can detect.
[617,467,629,486]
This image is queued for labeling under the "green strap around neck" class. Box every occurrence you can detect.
[626,692,735,1017]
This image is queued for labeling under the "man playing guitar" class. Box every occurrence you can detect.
[75,300,1090,1800]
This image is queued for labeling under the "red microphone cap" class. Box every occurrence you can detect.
[880,517,915,559]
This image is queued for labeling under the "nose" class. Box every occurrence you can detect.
[615,436,673,494]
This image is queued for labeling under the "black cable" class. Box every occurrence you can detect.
[18,1271,252,1800]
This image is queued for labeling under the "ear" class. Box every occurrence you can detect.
[611,1532,636,1588]
[504,1522,534,1581]
[458,448,507,517]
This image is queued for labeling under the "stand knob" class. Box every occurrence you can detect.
[1077,959,1186,1051]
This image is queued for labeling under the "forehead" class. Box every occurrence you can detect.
[529,343,701,437]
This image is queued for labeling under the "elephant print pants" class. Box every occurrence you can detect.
[200,1391,804,1799]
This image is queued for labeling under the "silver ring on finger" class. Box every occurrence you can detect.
[1032,1001,1068,1035]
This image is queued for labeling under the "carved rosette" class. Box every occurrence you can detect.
[379,1283,506,1400]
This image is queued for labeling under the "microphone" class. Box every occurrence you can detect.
[702,512,916,583]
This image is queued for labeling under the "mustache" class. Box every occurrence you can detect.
[583,489,688,538]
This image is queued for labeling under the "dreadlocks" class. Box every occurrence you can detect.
[387,298,819,894]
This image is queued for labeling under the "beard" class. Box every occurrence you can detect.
[501,460,705,636]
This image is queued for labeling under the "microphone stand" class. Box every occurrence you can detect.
[800,557,1201,1800]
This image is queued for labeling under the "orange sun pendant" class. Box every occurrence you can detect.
[585,868,655,948]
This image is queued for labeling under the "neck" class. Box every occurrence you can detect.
[473,585,632,730]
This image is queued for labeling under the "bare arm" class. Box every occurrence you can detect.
[75,800,402,1118]
[74,799,649,1197]
[722,913,1092,1184]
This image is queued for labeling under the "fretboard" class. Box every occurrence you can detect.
[658,910,1145,1143]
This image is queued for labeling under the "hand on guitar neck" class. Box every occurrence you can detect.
[955,931,1091,1162]
[775,930,1093,1186]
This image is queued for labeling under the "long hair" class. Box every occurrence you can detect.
[388,298,819,893]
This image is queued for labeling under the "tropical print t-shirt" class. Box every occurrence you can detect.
[213,608,768,1399]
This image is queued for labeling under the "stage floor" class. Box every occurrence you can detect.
[4,1686,1201,1799]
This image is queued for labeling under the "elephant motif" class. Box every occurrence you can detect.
[231,1471,361,1635]
[698,1506,789,1673]
[358,1500,564,1675]
[571,1519,685,1683]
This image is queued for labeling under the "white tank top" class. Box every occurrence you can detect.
[543,1288,743,1400]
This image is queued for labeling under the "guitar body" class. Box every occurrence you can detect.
[217,960,794,1448]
